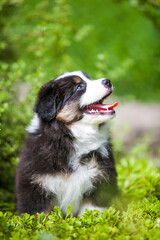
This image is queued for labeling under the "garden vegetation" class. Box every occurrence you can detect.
[0,0,160,239]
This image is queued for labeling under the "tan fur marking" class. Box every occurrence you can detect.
[73,77,82,84]
[56,101,81,124]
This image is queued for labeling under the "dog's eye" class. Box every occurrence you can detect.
[76,84,84,91]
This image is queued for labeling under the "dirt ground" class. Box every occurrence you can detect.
[112,102,160,157]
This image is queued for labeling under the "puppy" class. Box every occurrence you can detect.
[16,71,119,216]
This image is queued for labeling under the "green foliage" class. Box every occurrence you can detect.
[69,0,160,101]
[0,61,26,211]
[0,0,74,78]
[0,0,160,100]
[128,0,160,29]
[0,0,160,239]
[0,0,74,211]
[0,156,160,239]
[1,123,160,239]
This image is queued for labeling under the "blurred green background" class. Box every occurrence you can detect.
[0,0,160,211]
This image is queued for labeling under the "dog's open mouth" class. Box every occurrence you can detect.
[84,101,119,115]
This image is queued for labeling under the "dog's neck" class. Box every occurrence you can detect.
[69,120,109,170]
[27,114,110,172]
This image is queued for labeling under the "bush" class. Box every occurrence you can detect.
[0,0,74,211]
[0,0,160,238]
[1,0,160,100]
[0,155,160,239]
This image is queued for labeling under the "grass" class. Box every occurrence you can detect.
[0,145,160,240]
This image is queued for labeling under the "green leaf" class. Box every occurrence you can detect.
[66,205,72,219]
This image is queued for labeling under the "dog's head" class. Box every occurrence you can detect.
[34,71,118,125]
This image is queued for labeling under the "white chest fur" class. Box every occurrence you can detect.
[69,120,109,170]
[32,120,109,215]
[33,159,99,215]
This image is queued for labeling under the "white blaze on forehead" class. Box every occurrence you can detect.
[55,71,90,81]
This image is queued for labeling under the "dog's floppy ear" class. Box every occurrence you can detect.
[34,82,58,121]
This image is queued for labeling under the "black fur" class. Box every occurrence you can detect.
[16,122,74,214]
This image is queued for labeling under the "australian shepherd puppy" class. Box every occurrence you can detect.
[16,71,119,216]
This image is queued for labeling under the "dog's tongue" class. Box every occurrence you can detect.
[87,102,119,111]
[107,101,119,109]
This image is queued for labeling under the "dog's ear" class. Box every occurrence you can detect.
[34,83,58,121]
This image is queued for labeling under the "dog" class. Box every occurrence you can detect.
[16,71,119,216]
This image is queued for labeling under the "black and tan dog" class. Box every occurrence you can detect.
[16,71,119,216]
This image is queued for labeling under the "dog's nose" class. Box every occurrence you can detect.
[102,79,112,88]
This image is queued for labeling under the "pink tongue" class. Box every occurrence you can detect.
[87,102,119,111]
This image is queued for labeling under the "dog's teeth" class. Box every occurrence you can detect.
[90,109,95,113]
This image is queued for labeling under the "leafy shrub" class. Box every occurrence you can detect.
[1,0,160,101]
[0,0,160,238]
[69,0,160,101]
[0,0,75,211]
[0,155,160,239]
